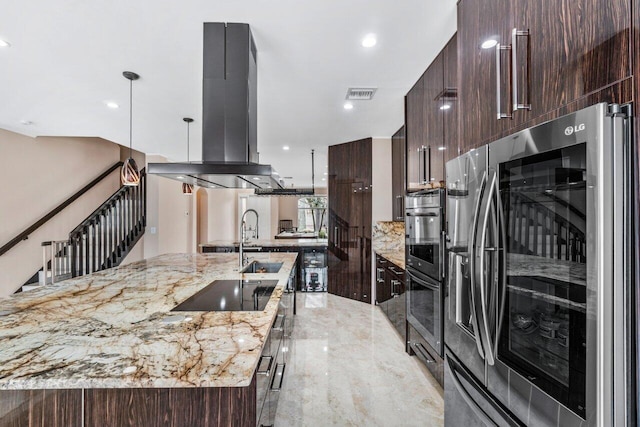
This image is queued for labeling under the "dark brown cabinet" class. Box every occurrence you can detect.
[375,254,407,343]
[458,0,631,147]
[406,35,457,191]
[328,138,372,304]
[391,126,406,221]
[442,33,459,162]
[405,74,425,190]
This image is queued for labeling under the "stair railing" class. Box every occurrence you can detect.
[41,169,146,282]
[41,240,72,285]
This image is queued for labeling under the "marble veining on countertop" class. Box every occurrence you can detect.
[507,253,586,286]
[200,238,328,248]
[0,253,297,390]
[372,221,405,269]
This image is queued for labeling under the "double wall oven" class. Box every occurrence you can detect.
[405,189,445,356]
[444,103,634,426]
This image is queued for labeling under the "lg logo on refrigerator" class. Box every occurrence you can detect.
[564,123,586,135]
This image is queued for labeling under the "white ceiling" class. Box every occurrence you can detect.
[0,1,456,188]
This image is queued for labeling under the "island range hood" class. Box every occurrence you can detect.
[148,23,284,190]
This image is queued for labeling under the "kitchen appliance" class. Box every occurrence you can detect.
[148,23,284,190]
[445,103,634,426]
[171,279,279,312]
[406,266,443,356]
[405,189,445,280]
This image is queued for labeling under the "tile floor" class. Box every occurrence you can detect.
[275,292,444,426]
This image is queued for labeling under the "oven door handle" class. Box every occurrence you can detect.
[406,212,439,217]
[468,171,487,360]
[477,169,497,366]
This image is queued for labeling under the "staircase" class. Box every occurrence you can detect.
[23,170,146,289]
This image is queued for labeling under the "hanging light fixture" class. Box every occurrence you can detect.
[121,71,141,186]
[182,117,195,195]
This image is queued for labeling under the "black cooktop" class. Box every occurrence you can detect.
[171,279,278,312]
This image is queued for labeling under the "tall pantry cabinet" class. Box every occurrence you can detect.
[327,138,372,303]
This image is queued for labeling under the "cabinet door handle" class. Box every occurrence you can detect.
[334,226,338,243]
[257,355,273,376]
[272,314,286,332]
[413,342,435,364]
[270,363,286,391]
[376,267,385,282]
[495,43,512,120]
[511,28,531,112]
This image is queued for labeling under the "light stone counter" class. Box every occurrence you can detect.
[200,238,328,249]
[0,252,297,390]
[372,221,405,269]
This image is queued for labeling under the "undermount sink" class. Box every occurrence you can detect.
[240,261,283,274]
[171,279,279,312]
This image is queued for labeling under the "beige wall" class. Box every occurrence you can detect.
[371,138,393,223]
[143,155,197,258]
[0,130,123,296]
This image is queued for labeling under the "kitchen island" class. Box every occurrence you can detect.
[0,252,297,427]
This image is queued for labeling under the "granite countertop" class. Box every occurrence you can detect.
[372,221,405,269]
[201,238,328,248]
[507,253,587,286]
[0,252,297,390]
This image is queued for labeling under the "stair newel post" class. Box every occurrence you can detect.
[70,233,77,278]
[142,170,147,227]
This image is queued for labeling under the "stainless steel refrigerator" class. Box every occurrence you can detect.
[444,103,634,426]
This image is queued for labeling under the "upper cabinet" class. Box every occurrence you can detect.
[458,0,631,147]
[391,126,406,221]
[406,35,457,192]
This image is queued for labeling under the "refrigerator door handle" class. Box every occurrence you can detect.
[446,356,495,426]
[469,171,488,360]
[477,169,498,365]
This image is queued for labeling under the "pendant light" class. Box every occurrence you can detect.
[121,71,141,186]
[182,117,194,195]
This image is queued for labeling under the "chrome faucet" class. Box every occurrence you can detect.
[239,209,259,267]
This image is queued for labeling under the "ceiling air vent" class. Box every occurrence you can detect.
[345,88,377,100]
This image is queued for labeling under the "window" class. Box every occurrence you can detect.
[297,196,327,235]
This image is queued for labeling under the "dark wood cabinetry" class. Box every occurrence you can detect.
[328,138,372,303]
[458,0,631,148]
[391,126,406,221]
[442,33,459,162]
[405,35,457,191]
[375,254,407,343]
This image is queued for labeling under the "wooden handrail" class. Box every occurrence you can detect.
[0,161,123,256]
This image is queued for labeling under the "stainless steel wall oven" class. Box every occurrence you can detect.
[405,189,445,280]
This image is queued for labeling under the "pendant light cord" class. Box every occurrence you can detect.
[187,121,190,162]
[129,78,133,159]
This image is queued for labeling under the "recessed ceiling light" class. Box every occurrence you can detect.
[0,39,11,48]
[20,120,33,126]
[438,146,446,151]
[481,39,498,49]
[323,172,328,175]
[344,102,354,110]
[177,176,184,179]
[362,34,377,48]
[252,177,260,181]
[105,101,119,109]
[283,146,290,151]
[440,104,451,110]
[322,178,326,181]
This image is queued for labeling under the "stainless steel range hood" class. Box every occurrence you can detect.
[148,23,284,190]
